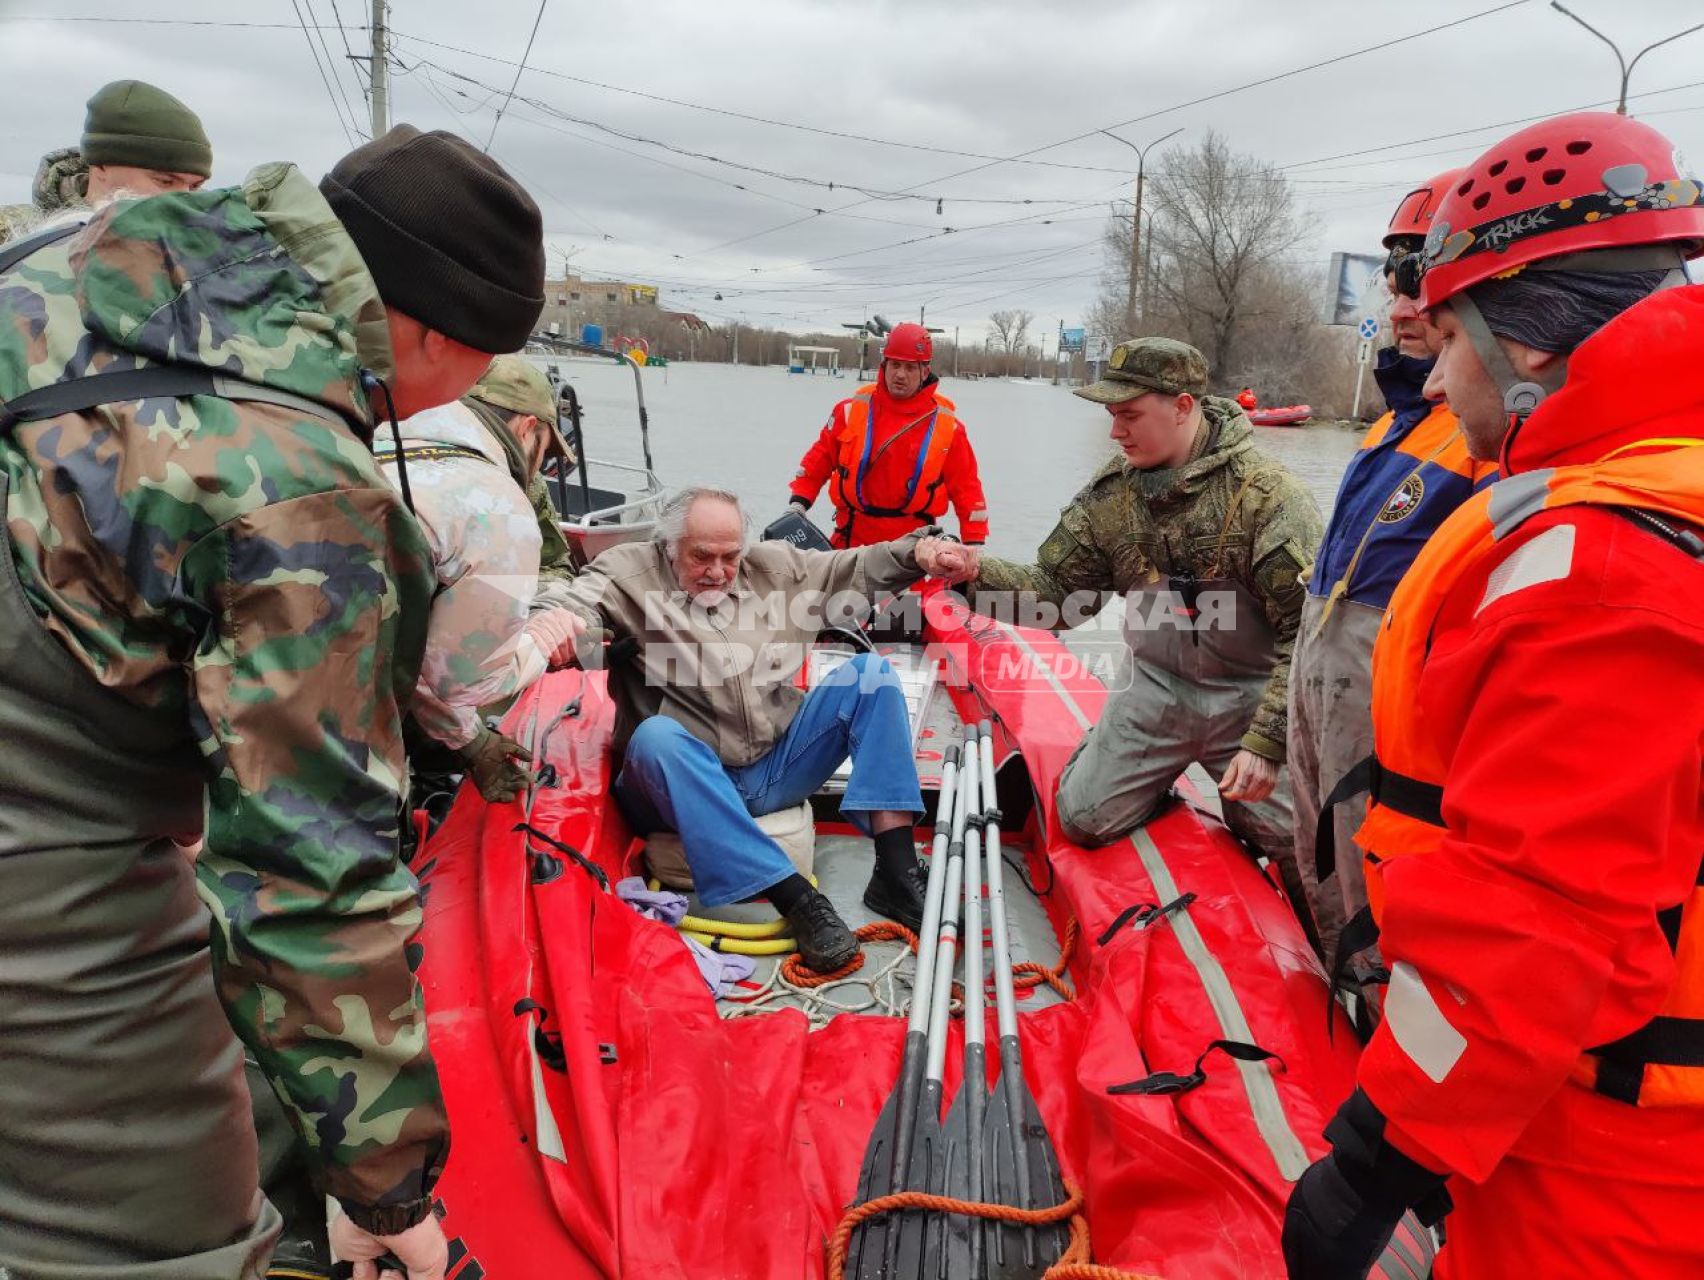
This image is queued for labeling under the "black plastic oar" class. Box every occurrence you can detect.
[848,737,967,1280]
[892,726,976,1279]
[977,721,1069,1277]
[942,720,989,1279]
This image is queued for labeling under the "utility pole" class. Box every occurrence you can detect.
[953,326,960,378]
[1550,3,1704,114]
[1102,127,1182,331]
[731,320,739,366]
[1052,318,1063,386]
[368,0,389,138]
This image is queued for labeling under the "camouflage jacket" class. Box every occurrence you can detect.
[970,397,1321,759]
[0,165,446,1216]
[379,398,556,750]
[0,147,90,245]
[462,394,578,610]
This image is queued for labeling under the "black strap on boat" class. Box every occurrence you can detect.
[1107,1039,1285,1097]
[0,219,83,275]
[0,364,360,437]
[1315,754,1445,883]
[513,821,609,892]
[512,998,567,1073]
[1096,892,1197,946]
[1325,905,1389,1045]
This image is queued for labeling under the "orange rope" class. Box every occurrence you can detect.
[780,921,917,987]
[824,1178,1160,1280]
[1012,915,1079,1002]
[781,917,1082,1002]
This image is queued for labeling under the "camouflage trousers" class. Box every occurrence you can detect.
[1049,589,1301,913]
[0,476,280,1279]
[1287,593,1381,964]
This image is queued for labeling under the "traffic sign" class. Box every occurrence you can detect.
[1358,337,1375,366]
[1358,316,1380,340]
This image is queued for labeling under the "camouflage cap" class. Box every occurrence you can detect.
[1074,337,1210,404]
[469,355,574,461]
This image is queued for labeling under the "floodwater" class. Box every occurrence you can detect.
[535,357,1361,560]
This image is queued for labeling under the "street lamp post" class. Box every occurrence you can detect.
[1102,126,1183,330]
[1550,2,1704,114]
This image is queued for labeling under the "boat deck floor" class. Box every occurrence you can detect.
[693,832,1066,1024]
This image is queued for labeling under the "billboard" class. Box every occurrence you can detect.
[1322,251,1387,326]
[628,284,659,306]
[1059,327,1086,354]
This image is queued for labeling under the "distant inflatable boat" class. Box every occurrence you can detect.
[1248,405,1312,427]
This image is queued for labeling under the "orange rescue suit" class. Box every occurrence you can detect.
[791,379,989,548]
[1348,286,1704,1278]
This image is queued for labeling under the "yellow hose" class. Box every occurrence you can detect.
[647,876,809,940]
[681,929,797,956]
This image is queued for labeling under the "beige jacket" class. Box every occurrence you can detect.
[560,531,929,764]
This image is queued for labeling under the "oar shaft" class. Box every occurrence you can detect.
[923,727,976,1086]
[979,723,1022,1040]
[905,748,959,1038]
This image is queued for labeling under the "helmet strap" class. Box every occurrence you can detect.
[1449,293,1566,422]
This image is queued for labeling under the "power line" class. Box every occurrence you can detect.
[389,28,1137,175]
[671,0,1541,258]
[0,14,365,32]
[288,0,357,147]
[303,0,365,140]
[327,0,370,111]
[418,58,1113,208]
[485,0,549,151]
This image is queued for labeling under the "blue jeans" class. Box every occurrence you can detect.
[614,652,924,907]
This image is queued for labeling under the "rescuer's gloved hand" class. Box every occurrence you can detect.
[1282,1089,1450,1280]
[456,725,534,804]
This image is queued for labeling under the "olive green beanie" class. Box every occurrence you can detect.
[81,80,212,178]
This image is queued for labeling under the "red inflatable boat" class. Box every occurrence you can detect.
[410,597,1431,1278]
[1247,406,1313,427]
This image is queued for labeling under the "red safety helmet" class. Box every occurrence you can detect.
[1383,168,1462,249]
[1416,111,1704,310]
[882,322,933,363]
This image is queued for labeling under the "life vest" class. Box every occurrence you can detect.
[827,384,961,539]
[1356,439,1704,1106]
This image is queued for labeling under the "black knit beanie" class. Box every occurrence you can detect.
[320,124,545,353]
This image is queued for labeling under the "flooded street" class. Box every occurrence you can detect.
[539,358,1363,559]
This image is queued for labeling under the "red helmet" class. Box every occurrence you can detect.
[1383,168,1462,248]
[1417,112,1704,309]
[881,322,933,363]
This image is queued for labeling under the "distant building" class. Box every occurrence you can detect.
[539,275,659,336]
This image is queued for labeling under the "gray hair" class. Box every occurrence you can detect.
[652,486,751,558]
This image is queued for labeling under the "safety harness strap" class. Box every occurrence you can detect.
[1315,755,1445,883]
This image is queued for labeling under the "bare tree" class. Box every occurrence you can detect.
[1094,132,1307,380]
[987,308,1035,357]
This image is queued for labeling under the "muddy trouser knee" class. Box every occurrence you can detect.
[1286,594,1379,962]
[0,845,281,1279]
[1055,660,1197,846]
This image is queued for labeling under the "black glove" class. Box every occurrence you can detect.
[1282,1090,1450,1280]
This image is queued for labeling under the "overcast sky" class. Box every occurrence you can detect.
[3,0,1702,342]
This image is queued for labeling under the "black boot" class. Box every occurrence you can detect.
[863,861,929,933]
[784,888,859,972]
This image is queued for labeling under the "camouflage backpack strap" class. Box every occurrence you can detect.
[0,219,83,274]
[0,364,359,436]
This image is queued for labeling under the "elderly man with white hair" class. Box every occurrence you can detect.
[553,486,973,970]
